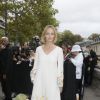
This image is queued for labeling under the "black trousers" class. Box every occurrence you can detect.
[1,75,12,100]
[76,79,82,100]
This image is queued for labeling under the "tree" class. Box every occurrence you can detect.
[0,0,58,44]
[56,30,83,46]
[0,29,4,37]
[74,34,83,42]
[88,33,100,40]
[56,32,63,46]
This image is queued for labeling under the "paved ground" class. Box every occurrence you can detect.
[83,78,100,100]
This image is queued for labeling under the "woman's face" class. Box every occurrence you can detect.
[45,28,55,43]
[71,51,79,56]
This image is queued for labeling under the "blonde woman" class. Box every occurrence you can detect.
[31,25,64,100]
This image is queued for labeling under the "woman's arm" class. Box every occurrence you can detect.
[57,48,64,88]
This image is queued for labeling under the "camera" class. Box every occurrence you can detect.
[34,36,40,42]
[29,36,41,51]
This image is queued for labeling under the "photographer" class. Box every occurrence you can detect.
[0,37,13,100]
[29,36,41,51]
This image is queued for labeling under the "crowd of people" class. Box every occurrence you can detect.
[0,25,98,100]
[0,37,35,100]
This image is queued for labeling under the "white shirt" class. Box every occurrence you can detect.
[70,53,83,79]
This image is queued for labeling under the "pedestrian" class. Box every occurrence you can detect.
[30,25,64,100]
[70,45,84,100]
[0,36,13,100]
[86,46,98,86]
[61,43,76,100]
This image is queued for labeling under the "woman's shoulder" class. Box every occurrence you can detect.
[56,46,62,50]
[56,46,63,52]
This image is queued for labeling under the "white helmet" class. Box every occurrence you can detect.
[71,45,81,52]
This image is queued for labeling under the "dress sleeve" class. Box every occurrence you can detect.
[57,48,64,87]
[30,47,39,83]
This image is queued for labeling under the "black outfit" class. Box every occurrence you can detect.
[84,55,91,86]
[14,60,33,95]
[61,58,76,100]
[11,48,21,93]
[0,44,13,100]
[12,49,33,97]
[84,50,97,86]
[89,50,97,85]
[90,50,97,65]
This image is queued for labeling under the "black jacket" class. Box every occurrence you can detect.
[61,58,76,100]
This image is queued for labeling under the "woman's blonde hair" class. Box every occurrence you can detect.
[41,25,57,44]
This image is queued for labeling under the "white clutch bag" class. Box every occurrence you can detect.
[57,75,63,93]
[30,69,37,83]
[57,75,63,88]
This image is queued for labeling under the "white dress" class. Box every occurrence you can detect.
[30,46,64,100]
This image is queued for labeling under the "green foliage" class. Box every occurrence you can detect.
[56,30,83,46]
[88,33,100,40]
[0,0,58,44]
[74,34,83,42]
[0,29,4,38]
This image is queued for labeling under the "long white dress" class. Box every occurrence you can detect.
[30,46,64,100]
